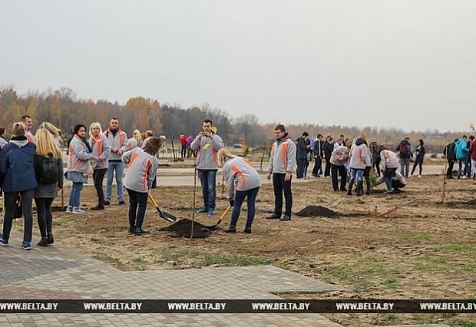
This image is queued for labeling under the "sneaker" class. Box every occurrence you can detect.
[104,201,111,205]
[418,175,422,178]
[223,226,236,233]
[72,207,86,214]
[0,236,8,246]
[47,233,54,245]
[208,209,215,216]
[119,200,126,205]
[384,188,395,194]
[197,207,209,214]
[66,206,73,213]
[266,214,280,219]
[37,238,48,247]
[280,214,291,221]
[22,241,32,250]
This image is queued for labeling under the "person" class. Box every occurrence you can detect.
[375,170,406,193]
[296,132,309,179]
[0,127,8,150]
[395,136,412,178]
[266,124,296,221]
[379,146,399,194]
[410,139,426,177]
[21,114,35,143]
[141,130,154,149]
[122,137,163,235]
[323,136,334,178]
[66,124,98,214]
[312,134,324,177]
[33,128,63,246]
[190,119,224,216]
[217,148,261,234]
[89,122,111,210]
[186,135,194,158]
[348,134,371,196]
[455,135,469,179]
[179,132,187,158]
[370,141,381,177]
[0,122,37,249]
[38,122,63,148]
[126,129,142,150]
[470,136,476,179]
[330,143,350,192]
[443,139,457,179]
[104,118,128,205]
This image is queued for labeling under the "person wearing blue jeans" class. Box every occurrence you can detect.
[66,124,96,214]
[218,148,262,234]
[190,119,224,217]
[106,160,124,203]
[104,118,128,205]
[198,169,217,214]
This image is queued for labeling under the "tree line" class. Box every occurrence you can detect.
[0,86,467,153]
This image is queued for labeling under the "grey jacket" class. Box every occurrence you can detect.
[122,148,158,193]
[268,136,296,174]
[190,133,224,170]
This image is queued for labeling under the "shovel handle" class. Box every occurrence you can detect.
[148,193,159,207]
[219,205,232,221]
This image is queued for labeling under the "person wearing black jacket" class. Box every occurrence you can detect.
[312,134,324,177]
[323,136,334,178]
[443,139,457,178]
[411,139,426,177]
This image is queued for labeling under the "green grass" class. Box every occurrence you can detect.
[439,244,474,252]
[91,254,124,267]
[198,255,268,268]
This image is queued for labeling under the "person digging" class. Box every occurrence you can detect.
[217,148,261,234]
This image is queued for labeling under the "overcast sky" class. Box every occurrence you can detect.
[1,0,475,132]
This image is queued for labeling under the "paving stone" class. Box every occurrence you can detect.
[0,231,395,326]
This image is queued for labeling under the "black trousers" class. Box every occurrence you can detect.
[35,197,54,238]
[312,157,322,176]
[272,173,293,217]
[93,169,107,205]
[331,164,347,191]
[3,190,34,242]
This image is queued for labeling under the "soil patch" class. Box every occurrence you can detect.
[159,218,210,238]
[295,205,340,218]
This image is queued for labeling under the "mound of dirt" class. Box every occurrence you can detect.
[159,219,210,238]
[295,205,340,218]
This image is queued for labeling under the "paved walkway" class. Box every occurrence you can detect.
[0,231,342,326]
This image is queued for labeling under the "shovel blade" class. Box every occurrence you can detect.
[158,207,177,222]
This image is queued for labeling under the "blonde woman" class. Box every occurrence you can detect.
[89,122,111,210]
[217,148,261,234]
[34,128,63,246]
[126,129,142,151]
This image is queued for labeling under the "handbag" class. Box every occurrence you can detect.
[85,161,94,176]
[13,196,22,219]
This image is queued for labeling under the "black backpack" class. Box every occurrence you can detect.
[38,155,59,184]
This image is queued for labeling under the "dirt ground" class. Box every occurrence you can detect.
[40,163,476,326]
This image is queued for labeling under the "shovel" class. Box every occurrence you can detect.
[205,205,232,229]
[148,193,177,222]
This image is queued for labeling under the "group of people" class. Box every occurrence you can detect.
[4,114,475,248]
[293,132,429,195]
[0,116,167,249]
[443,135,476,179]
